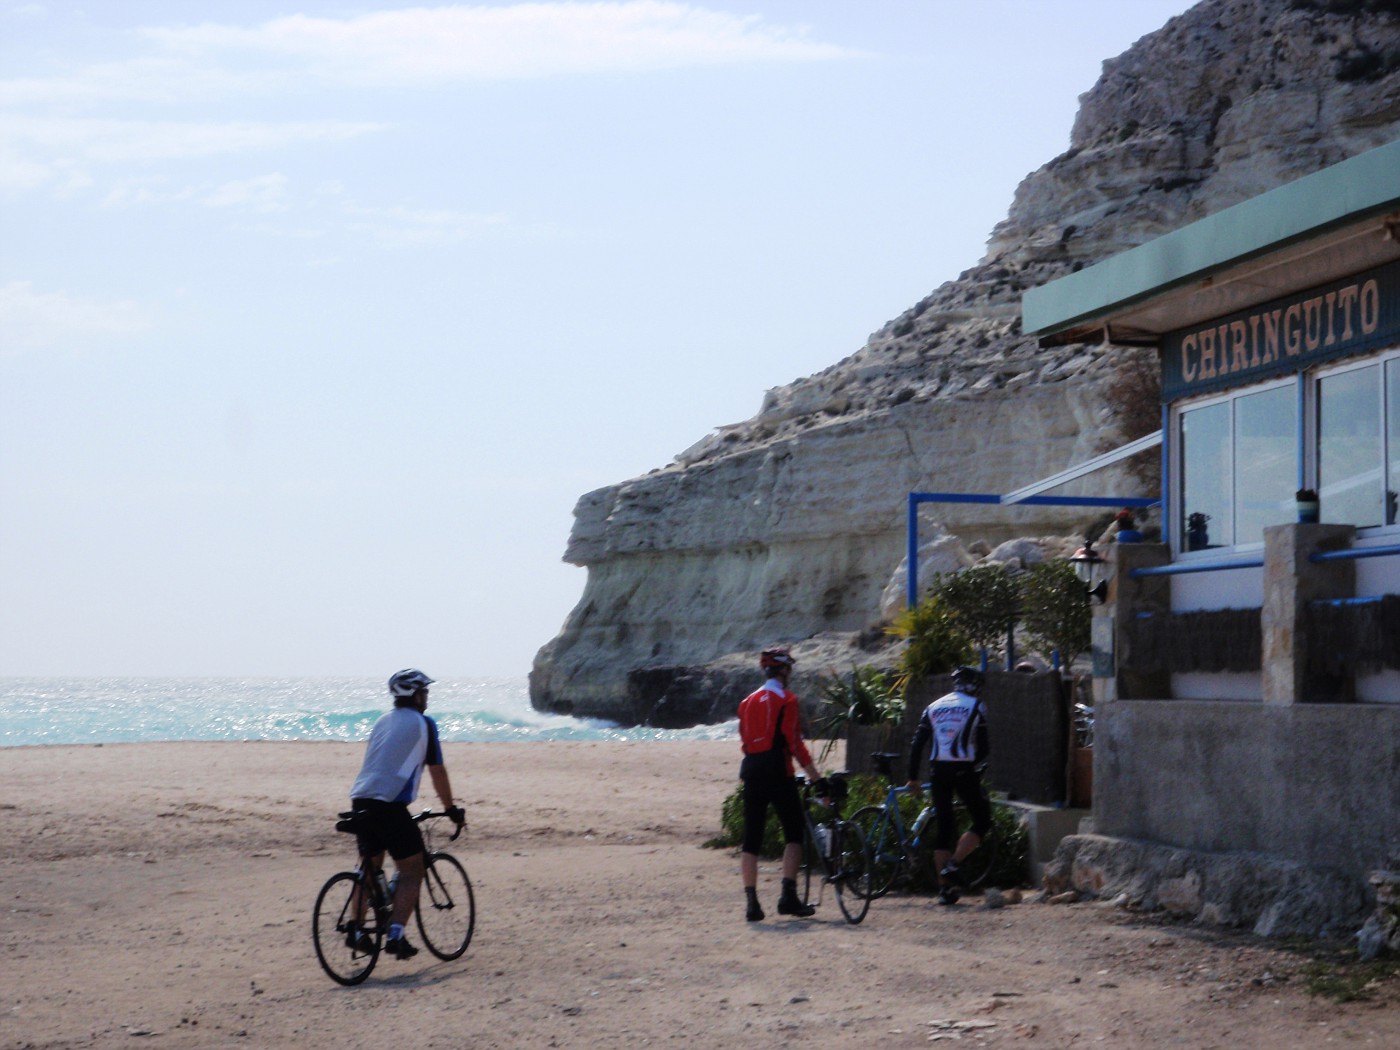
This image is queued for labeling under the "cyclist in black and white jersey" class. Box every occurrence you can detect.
[906,665,992,905]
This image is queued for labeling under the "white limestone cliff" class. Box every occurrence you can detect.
[532,0,1400,725]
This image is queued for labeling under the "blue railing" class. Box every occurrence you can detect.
[1128,541,1400,577]
[1130,556,1264,578]
[1309,543,1400,563]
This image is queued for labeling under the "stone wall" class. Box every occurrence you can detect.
[1043,833,1374,939]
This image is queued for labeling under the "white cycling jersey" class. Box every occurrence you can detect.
[919,689,985,764]
[350,706,443,804]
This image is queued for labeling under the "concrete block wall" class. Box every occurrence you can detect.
[1094,699,1400,884]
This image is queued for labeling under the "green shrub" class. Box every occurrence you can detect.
[933,564,1020,660]
[889,594,973,685]
[1018,559,1091,668]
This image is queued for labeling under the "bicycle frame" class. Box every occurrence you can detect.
[795,775,871,924]
[350,859,391,928]
[871,783,934,855]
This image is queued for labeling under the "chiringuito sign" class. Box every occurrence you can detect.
[1162,257,1400,401]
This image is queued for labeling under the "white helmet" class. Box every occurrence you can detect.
[388,668,435,697]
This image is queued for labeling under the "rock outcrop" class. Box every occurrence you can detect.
[532,0,1400,725]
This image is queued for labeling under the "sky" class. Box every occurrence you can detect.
[0,0,1197,679]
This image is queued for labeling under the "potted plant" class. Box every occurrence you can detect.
[1113,508,1142,543]
[1296,488,1320,524]
[814,666,903,764]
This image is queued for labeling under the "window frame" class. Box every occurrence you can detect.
[1308,347,1400,533]
[1171,374,1300,556]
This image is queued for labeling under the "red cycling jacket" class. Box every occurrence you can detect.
[738,680,813,776]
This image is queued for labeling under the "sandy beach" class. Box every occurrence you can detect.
[2,739,1396,1049]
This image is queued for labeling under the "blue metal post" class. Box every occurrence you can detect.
[907,493,920,609]
[1160,402,1172,549]
[1296,372,1308,492]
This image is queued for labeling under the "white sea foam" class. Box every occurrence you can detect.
[0,677,737,746]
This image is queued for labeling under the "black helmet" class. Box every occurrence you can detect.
[952,666,984,694]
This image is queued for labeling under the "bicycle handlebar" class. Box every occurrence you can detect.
[413,808,465,841]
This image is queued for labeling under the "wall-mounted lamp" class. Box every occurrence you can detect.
[1069,543,1110,604]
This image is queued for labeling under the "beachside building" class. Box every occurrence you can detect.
[1020,138,1400,935]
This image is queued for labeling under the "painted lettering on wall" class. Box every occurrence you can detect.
[1163,259,1400,401]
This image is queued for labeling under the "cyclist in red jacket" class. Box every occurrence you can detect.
[737,647,822,922]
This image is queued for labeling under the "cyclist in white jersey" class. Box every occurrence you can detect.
[906,665,992,905]
[347,668,464,959]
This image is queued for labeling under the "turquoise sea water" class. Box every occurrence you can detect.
[0,677,737,747]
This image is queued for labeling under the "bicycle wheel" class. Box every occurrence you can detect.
[415,852,476,960]
[313,871,381,985]
[850,805,902,898]
[829,820,871,924]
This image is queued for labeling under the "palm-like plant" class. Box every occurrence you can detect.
[813,666,902,763]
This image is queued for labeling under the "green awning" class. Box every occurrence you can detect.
[1023,138,1400,346]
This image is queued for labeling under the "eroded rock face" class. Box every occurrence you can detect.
[532,0,1400,724]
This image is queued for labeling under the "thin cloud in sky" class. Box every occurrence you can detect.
[101,173,291,212]
[0,113,383,192]
[0,281,153,355]
[0,3,856,110]
[2,114,382,164]
[0,3,852,210]
[142,2,859,85]
[341,201,514,247]
[199,173,290,212]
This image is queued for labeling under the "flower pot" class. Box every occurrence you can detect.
[1116,528,1142,543]
[1297,501,1319,524]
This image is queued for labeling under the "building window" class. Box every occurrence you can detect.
[1314,353,1400,528]
[1177,381,1296,551]
[1318,362,1382,527]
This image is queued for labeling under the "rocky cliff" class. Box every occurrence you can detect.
[532,0,1400,725]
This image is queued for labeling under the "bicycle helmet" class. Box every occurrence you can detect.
[951,665,984,695]
[388,668,435,697]
[759,647,796,672]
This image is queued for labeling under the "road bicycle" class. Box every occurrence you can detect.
[794,772,872,924]
[312,809,476,985]
[850,752,997,900]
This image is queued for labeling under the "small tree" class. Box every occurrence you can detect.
[888,594,974,689]
[1018,560,1091,669]
[934,564,1020,660]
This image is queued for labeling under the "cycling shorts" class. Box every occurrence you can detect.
[350,798,425,861]
[930,764,992,852]
[741,773,805,855]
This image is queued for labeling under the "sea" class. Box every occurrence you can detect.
[0,677,738,748]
